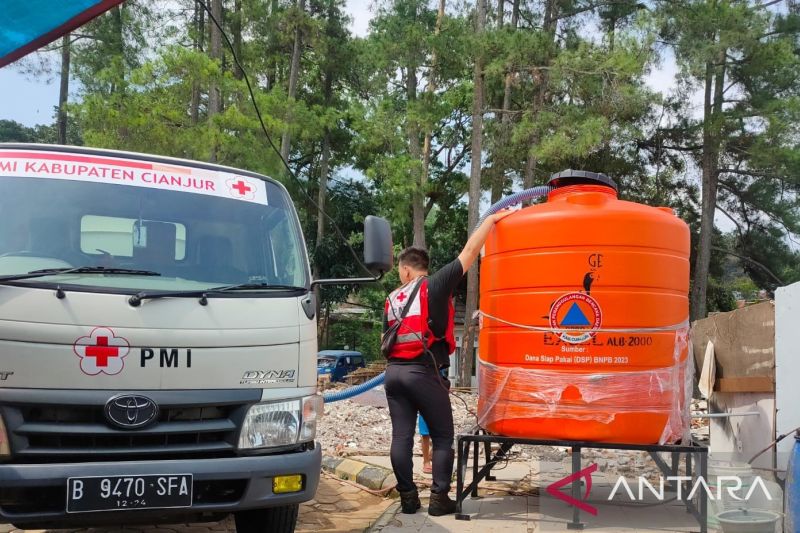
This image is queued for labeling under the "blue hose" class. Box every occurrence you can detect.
[323,372,386,402]
[475,185,552,228]
[322,185,552,403]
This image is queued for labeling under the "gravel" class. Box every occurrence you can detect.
[317,386,478,456]
[317,386,710,481]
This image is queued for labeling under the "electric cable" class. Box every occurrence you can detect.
[195,0,375,278]
[748,425,800,464]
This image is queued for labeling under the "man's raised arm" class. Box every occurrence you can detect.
[457,210,513,273]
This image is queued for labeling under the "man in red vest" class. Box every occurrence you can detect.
[383,211,512,515]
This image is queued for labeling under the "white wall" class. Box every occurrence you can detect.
[776,281,800,473]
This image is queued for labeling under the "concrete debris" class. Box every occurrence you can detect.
[319,389,710,482]
[318,390,478,457]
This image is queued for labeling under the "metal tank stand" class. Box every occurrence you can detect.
[454,428,708,533]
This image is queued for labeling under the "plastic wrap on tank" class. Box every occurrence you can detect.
[477,326,692,445]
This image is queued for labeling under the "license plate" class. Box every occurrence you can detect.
[66,474,193,513]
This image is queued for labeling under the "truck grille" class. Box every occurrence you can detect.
[0,390,259,462]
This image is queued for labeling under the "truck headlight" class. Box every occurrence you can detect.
[238,395,323,450]
[0,414,10,457]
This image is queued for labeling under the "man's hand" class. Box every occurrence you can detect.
[492,209,514,224]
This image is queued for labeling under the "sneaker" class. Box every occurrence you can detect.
[427,491,457,516]
[399,489,421,514]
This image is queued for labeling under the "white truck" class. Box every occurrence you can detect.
[0,144,391,531]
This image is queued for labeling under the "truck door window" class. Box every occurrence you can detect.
[267,216,304,287]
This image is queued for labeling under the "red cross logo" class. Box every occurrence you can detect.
[226,177,257,201]
[231,180,252,196]
[396,292,407,303]
[74,327,130,376]
[85,336,119,367]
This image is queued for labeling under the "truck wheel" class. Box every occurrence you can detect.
[234,504,299,533]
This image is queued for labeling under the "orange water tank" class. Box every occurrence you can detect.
[477,170,691,445]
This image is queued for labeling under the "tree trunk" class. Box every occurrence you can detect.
[418,0,446,248]
[691,47,727,320]
[190,3,204,125]
[233,0,244,80]
[57,34,71,145]
[315,132,331,268]
[109,6,124,95]
[268,0,280,91]
[208,0,224,162]
[408,64,425,248]
[281,0,307,165]
[313,0,339,324]
[459,0,486,388]
[608,16,616,52]
[401,0,425,248]
[522,0,557,189]
[491,0,519,203]
[313,130,331,317]
[313,53,334,319]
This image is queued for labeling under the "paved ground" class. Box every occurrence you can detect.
[2,453,771,532]
[360,456,719,533]
[0,474,394,533]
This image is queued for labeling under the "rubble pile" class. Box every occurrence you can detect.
[318,389,710,482]
[690,398,710,442]
[318,390,479,456]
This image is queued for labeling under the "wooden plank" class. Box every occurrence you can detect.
[715,376,775,393]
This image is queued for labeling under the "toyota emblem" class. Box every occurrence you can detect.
[105,394,159,429]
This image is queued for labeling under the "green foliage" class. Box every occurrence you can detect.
[0,118,82,145]
[707,278,737,313]
[322,317,381,360]
[11,0,798,343]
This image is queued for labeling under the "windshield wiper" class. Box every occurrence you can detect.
[128,282,306,307]
[210,283,306,292]
[0,266,162,283]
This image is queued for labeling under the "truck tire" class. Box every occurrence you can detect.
[234,504,299,533]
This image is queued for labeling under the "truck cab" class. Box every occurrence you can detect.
[0,144,391,531]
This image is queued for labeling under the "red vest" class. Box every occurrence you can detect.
[384,277,456,360]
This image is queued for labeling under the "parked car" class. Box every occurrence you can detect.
[317,350,365,382]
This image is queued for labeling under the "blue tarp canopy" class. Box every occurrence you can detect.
[0,0,125,68]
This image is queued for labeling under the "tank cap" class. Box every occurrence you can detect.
[548,169,618,192]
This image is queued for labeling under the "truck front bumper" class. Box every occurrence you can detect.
[0,445,321,526]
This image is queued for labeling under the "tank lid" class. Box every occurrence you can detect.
[548,169,618,192]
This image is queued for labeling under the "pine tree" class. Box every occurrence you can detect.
[660,0,800,318]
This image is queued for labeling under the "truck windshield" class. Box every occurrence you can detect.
[0,154,308,293]
[317,357,336,368]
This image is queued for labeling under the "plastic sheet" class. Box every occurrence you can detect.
[477,325,692,445]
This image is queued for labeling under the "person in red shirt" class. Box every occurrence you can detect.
[382,211,511,515]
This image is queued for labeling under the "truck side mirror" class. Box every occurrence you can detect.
[311,215,393,288]
[363,215,393,274]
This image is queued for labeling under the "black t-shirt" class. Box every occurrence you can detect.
[384,259,464,367]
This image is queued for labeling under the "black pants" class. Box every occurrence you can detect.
[385,363,454,494]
